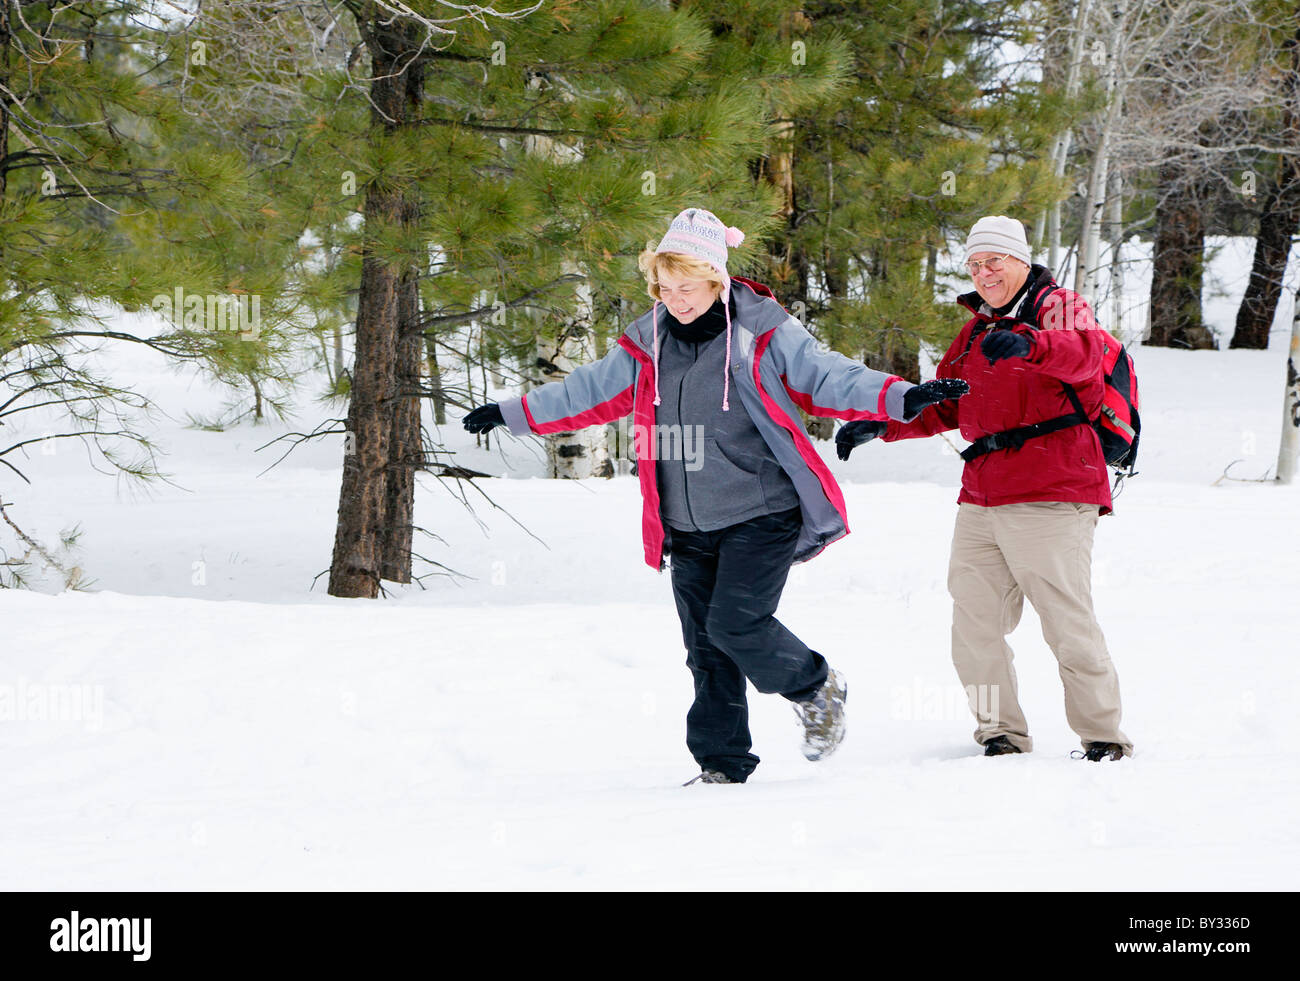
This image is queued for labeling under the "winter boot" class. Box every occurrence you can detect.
[983,735,1023,756]
[793,667,847,761]
[683,769,740,786]
[1076,741,1124,762]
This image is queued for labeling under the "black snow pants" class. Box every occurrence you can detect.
[667,506,829,782]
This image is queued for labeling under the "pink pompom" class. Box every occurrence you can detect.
[724,226,745,248]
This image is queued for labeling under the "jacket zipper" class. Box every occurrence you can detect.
[680,340,699,529]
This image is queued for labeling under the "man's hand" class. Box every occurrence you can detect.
[980,329,1033,364]
[902,378,970,420]
[835,420,887,461]
[463,403,505,434]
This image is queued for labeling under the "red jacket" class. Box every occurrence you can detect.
[885,268,1113,514]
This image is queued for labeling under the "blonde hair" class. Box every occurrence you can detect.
[637,248,726,302]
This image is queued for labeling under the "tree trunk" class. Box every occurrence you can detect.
[865,338,921,383]
[518,79,608,478]
[1230,177,1300,349]
[380,262,421,582]
[328,221,399,596]
[534,266,611,479]
[1148,160,1215,349]
[766,117,798,294]
[1227,184,1300,348]
[1277,290,1300,483]
[1231,18,1300,350]
[333,323,345,388]
[1036,0,1091,271]
[870,250,921,382]
[425,331,447,425]
[765,9,803,299]
[328,18,424,598]
[1106,167,1124,337]
[0,4,15,276]
[0,5,9,209]
[1075,0,1124,302]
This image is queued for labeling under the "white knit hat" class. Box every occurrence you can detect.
[654,207,745,294]
[964,215,1031,266]
[650,208,747,412]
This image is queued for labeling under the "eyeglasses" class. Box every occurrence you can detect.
[966,254,1013,275]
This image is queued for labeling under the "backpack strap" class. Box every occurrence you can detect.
[1042,292,1094,431]
[1023,282,1062,327]
[954,322,990,364]
[959,405,1090,462]
[1060,378,1088,419]
[959,281,1095,463]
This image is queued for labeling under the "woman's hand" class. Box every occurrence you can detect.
[902,378,969,420]
[835,421,887,460]
[463,403,505,434]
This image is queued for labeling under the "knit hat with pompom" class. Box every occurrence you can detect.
[654,207,746,292]
[650,208,747,411]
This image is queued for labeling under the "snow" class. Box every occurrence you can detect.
[2,252,1298,890]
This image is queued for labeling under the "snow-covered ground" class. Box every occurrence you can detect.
[2,249,1298,889]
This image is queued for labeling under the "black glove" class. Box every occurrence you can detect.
[835,420,887,461]
[902,377,970,420]
[980,329,1033,364]
[463,403,505,434]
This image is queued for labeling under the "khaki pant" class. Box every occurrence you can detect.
[948,501,1132,756]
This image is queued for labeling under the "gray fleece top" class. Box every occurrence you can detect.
[651,311,799,532]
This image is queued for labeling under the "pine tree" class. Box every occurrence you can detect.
[672,1,851,281]
[776,1,1071,382]
[189,1,805,596]
[512,1,849,471]
[0,3,295,491]
[1149,159,1215,348]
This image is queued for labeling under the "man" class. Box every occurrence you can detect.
[838,215,1132,761]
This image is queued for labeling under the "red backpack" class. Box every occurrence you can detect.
[1085,327,1141,473]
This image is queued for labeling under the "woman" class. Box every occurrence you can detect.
[465,207,967,784]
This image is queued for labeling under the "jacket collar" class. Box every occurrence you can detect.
[624,278,785,357]
[957,263,1056,319]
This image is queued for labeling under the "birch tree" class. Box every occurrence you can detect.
[1277,291,1300,482]
[1074,0,1128,301]
[1122,1,1292,348]
[529,262,612,479]
[518,79,608,480]
[1046,0,1289,336]
[1034,0,1094,274]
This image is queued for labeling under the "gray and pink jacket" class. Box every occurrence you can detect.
[499,278,919,569]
